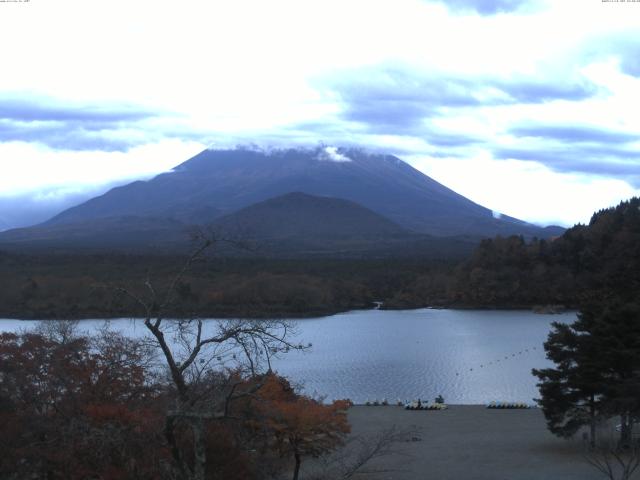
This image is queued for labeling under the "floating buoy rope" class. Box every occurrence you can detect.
[453,344,542,377]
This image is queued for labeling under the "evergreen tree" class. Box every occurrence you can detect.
[533,320,604,446]
[586,301,640,446]
[534,299,640,447]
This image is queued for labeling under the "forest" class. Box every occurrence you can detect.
[0,252,455,319]
[451,197,640,307]
[1,198,638,319]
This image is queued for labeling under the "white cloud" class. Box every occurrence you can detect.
[317,146,351,163]
[0,139,205,197]
[0,0,639,226]
[407,154,640,226]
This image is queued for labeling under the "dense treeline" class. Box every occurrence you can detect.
[0,252,456,319]
[1,198,637,318]
[447,197,640,308]
[360,198,639,309]
[528,200,640,460]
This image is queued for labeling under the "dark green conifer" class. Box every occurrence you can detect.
[534,299,640,447]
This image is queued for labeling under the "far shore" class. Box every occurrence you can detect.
[0,304,575,322]
[310,405,615,480]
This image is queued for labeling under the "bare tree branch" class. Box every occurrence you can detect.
[306,426,418,480]
[584,431,640,480]
[112,232,307,480]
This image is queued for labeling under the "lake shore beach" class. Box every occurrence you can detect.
[335,405,606,480]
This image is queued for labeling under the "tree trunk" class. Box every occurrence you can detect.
[192,417,207,480]
[620,412,632,449]
[165,415,188,479]
[589,395,597,449]
[292,452,301,480]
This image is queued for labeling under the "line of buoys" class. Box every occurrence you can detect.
[454,345,541,377]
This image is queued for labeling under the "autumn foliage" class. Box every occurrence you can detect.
[249,375,351,479]
[0,329,351,480]
[0,330,165,479]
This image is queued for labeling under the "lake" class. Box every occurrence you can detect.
[0,308,575,405]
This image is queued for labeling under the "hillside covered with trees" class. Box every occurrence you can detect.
[446,197,640,308]
[0,198,637,319]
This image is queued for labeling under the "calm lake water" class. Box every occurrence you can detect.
[0,309,575,404]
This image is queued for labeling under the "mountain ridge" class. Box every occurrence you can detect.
[43,147,563,237]
[0,147,565,255]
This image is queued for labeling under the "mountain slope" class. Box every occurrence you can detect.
[209,192,475,258]
[44,147,561,238]
[0,193,476,258]
[0,216,188,251]
[212,191,407,240]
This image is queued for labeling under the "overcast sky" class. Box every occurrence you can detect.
[1,0,639,229]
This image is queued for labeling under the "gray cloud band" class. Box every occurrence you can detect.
[493,146,640,185]
[0,97,214,151]
[322,67,598,142]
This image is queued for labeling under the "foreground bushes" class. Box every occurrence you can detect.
[0,328,349,480]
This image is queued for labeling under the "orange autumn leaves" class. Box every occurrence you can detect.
[249,375,351,477]
[0,331,165,480]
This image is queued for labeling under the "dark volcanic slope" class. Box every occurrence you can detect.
[210,192,474,258]
[0,192,476,258]
[212,192,407,240]
[44,147,561,238]
[0,216,188,251]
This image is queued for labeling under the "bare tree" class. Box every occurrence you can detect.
[584,429,640,480]
[116,235,307,480]
[35,319,81,344]
[306,426,417,480]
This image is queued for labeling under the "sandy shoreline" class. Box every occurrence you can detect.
[327,405,607,480]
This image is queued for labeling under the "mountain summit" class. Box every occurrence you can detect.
[44,147,560,239]
[0,147,564,255]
